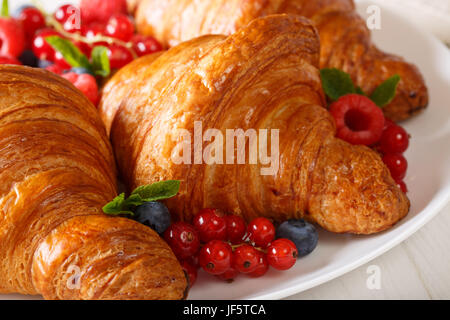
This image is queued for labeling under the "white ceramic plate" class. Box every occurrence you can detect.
[6,0,450,300]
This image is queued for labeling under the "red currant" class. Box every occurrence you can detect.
[32,28,62,61]
[54,5,75,23]
[18,7,46,39]
[131,34,163,57]
[247,217,275,248]
[180,260,198,288]
[232,245,260,274]
[164,222,201,260]
[0,56,21,65]
[80,0,127,24]
[53,51,71,69]
[105,14,134,42]
[379,125,410,154]
[217,268,239,282]
[83,22,105,39]
[0,17,26,58]
[383,153,408,181]
[199,240,232,275]
[225,215,246,244]
[247,251,269,278]
[45,64,65,75]
[193,208,227,243]
[396,179,408,193]
[266,239,298,271]
[329,94,385,146]
[107,44,133,69]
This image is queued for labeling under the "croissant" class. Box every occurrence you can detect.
[132,0,428,122]
[100,15,409,235]
[0,66,187,300]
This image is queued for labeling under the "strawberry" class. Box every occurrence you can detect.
[80,0,127,24]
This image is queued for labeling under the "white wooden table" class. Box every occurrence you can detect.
[286,202,450,299]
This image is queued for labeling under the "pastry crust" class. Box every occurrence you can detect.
[100,15,410,235]
[0,66,187,300]
[133,0,429,121]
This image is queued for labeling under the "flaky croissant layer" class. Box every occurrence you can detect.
[132,0,429,121]
[0,66,187,300]
[100,15,409,235]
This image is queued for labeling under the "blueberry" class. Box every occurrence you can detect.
[67,67,94,76]
[276,219,318,257]
[134,202,171,234]
[38,59,52,69]
[19,50,38,68]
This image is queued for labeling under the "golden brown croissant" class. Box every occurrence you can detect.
[100,15,409,235]
[133,0,428,122]
[0,66,187,300]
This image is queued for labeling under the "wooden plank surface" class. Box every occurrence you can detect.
[286,202,450,299]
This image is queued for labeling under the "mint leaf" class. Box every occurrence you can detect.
[102,193,134,216]
[356,86,366,96]
[320,68,356,101]
[1,0,8,17]
[132,180,181,202]
[45,36,92,71]
[370,75,401,107]
[103,180,181,217]
[91,46,110,77]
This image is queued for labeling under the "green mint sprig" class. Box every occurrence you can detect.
[102,180,181,216]
[320,68,401,107]
[46,36,111,77]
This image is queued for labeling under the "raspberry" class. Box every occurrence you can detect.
[0,56,21,65]
[329,94,385,146]
[62,72,100,106]
[0,17,26,58]
[80,0,127,24]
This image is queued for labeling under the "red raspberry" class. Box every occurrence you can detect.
[193,209,227,243]
[217,268,239,282]
[266,239,298,271]
[0,17,26,58]
[105,14,134,42]
[80,0,127,24]
[32,28,62,61]
[247,217,275,248]
[379,124,410,154]
[62,72,100,106]
[382,153,408,181]
[232,245,260,274]
[180,260,198,288]
[164,222,200,260]
[132,34,163,57]
[17,7,46,40]
[329,94,385,146]
[199,240,232,275]
[0,56,21,65]
[107,44,133,69]
[225,215,246,244]
[247,251,269,278]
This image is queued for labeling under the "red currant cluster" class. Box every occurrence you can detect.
[0,0,163,107]
[163,209,298,288]
[329,94,410,192]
